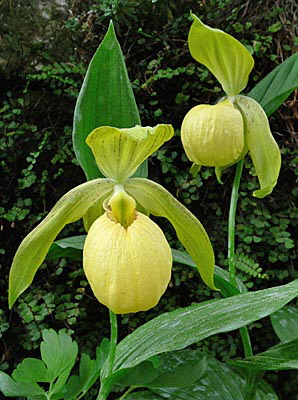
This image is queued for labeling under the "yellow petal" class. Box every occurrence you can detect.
[181,99,245,167]
[83,212,172,314]
[124,179,216,290]
[86,124,174,181]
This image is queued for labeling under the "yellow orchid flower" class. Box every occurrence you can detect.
[181,15,281,198]
[9,124,215,314]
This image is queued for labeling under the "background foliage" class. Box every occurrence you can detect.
[0,0,297,398]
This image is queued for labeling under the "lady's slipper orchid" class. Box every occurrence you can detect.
[181,14,281,198]
[9,124,216,313]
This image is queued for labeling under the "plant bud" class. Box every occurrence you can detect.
[181,99,245,167]
[83,211,172,314]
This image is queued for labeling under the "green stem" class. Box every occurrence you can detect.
[96,310,118,400]
[228,160,257,400]
[107,310,118,376]
[228,159,244,287]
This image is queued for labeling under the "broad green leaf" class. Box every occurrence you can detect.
[118,352,207,388]
[0,371,46,398]
[114,280,298,370]
[229,338,298,370]
[87,124,173,181]
[72,21,141,180]
[47,235,86,260]
[124,178,216,290]
[172,248,246,294]
[12,358,49,383]
[270,306,298,342]
[150,350,277,400]
[124,391,163,399]
[236,95,281,198]
[9,179,113,308]
[248,52,298,116]
[188,14,254,96]
[41,329,78,393]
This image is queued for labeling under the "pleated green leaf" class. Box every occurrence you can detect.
[271,306,298,342]
[9,179,113,308]
[72,21,141,181]
[117,352,207,388]
[150,351,278,400]
[229,339,298,370]
[188,14,254,96]
[172,248,247,295]
[248,52,298,116]
[236,95,281,198]
[114,280,298,370]
[124,178,216,290]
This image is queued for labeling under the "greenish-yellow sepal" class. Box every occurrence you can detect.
[86,124,174,181]
[188,14,254,96]
[236,95,281,198]
[9,179,114,308]
[124,178,217,290]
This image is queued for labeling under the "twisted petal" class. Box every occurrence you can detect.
[236,95,281,198]
[124,178,216,290]
[188,14,254,96]
[9,179,114,308]
[86,124,174,181]
[83,212,172,314]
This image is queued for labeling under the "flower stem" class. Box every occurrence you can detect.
[228,159,244,287]
[228,160,257,399]
[96,310,118,400]
[107,310,118,376]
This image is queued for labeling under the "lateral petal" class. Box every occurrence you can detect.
[236,95,281,198]
[9,179,114,308]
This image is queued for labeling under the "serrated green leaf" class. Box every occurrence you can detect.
[248,52,298,116]
[72,21,141,180]
[0,371,46,398]
[114,280,298,370]
[9,179,113,308]
[12,358,49,383]
[41,329,78,394]
[229,338,298,370]
[271,306,298,342]
[188,14,254,95]
[64,338,110,400]
[124,178,216,290]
